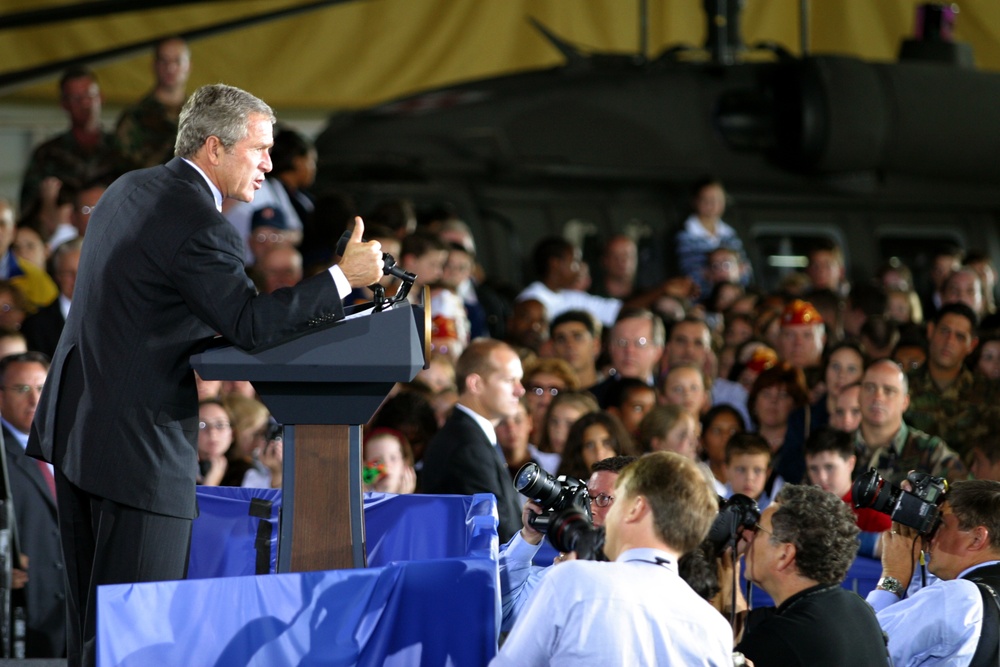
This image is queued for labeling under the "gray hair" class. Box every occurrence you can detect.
[174,84,275,158]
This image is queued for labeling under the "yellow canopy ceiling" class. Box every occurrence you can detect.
[3,0,1000,110]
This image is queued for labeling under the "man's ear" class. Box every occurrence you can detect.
[204,135,224,165]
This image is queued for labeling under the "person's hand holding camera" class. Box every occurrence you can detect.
[520,501,545,546]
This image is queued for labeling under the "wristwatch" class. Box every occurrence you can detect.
[877,576,904,597]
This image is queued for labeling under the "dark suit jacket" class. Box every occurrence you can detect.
[420,407,522,542]
[20,299,65,360]
[3,425,65,657]
[27,158,345,518]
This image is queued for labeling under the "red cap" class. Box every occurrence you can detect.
[781,299,823,327]
[745,347,779,374]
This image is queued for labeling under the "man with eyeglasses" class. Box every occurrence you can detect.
[494,452,732,666]
[589,308,664,409]
[499,455,636,632]
[869,480,1000,667]
[0,352,65,658]
[853,358,967,486]
[731,484,890,666]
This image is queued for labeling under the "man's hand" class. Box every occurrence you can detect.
[520,501,545,546]
[880,522,922,588]
[338,218,384,288]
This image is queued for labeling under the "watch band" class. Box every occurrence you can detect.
[877,576,904,596]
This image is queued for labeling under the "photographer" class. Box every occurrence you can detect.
[492,452,733,666]
[869,480,1000,666]
[732,484,890,666]
[499,455,635,632]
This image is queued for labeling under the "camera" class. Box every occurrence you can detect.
[513,462,591,532]
[706,494,760,557]
[852,467,947,535]
[546,507,607,561]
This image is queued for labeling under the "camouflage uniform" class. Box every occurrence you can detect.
[904,366,1000,459]
[20,131,128,213]
[115,93,182,170]
[852,420,968,486]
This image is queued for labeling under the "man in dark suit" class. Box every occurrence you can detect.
[21,238,82,358]
[26,84,384,667]
[0,352,65,657]
[421,339,526,541]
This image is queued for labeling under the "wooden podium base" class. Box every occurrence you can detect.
[284,424,366,572]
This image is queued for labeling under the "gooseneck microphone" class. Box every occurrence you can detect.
[335,228,416,284]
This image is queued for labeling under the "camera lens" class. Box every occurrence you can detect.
[514,462,565,507]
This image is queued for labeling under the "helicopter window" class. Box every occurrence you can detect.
[748,224,847,294]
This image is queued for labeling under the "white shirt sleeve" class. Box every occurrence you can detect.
[327,265,352,299]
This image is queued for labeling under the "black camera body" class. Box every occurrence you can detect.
[514,462,592,532]
[514,462,606,560]
[707,494,760,556]
[852,467,947,535]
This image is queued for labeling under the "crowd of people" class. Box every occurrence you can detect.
[4,37,1000,667]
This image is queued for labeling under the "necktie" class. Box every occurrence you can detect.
[35,460,56,500]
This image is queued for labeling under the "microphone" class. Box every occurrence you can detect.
[335,228,416,283]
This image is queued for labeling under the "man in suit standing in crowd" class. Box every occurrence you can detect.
[0,352,65,657]
[422,338,526,541]
[27,83,384,667]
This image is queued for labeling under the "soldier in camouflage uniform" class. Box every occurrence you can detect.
[853,358,968,486]
[904,302,1000,458]
[20,68,128,220]
[115,37,191,169]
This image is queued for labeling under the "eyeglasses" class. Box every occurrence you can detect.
[613,337,650,349]
[592,493,615,508]
[3,384,43,395]
[255,232,286,244]
[80,205,97,216]
[199,421,231,431]
[754,523,774,539]
[529,385,560,397]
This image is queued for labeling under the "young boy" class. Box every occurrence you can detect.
[804,428,890,555]
[724,433,775,510]
[606,377,658,445]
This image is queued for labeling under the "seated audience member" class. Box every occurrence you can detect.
[522,357,579,443]
[493,452,733,666]
[870,480,1000,666]
[892,329,928,373]
[605,377,658,446]
[829,381,863,433]
[700,404,746,495]
[398,231,448,305]
[662,362,709,417]
[589,308,665,408]
[0,281,29,331]
[747,362,809,488]
[517,236,622,328]
[222,393,272,487]
[253,243,303,294]
[496,397,537,502]
[777,299,826,389]
[0,328,28,359]
[732,485,891,666]
[549,309,603,389]
[414,351,456,394]
[362,427,416,494]
[968,434,1000,482]
[21,238,81,358]
[638,405,699,460]
[504,297,548,355]
[13,225,47,269]
[499,455,637,631]
[777,339,866,486]
[0,199,58,313]
[245,206,301,269]
[421,339,526,541]
[196,398,233,486]
[556,411,636,482]
[724,433,775,510]
[804,427,890,555]
[859,315,898,363]
[971,331,1000,381]
[532,390,599,474]
[370,389,439,468]
[942,266,985,320]
[854,358,968,486]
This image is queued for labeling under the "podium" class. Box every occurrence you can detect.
[191,302,425,572]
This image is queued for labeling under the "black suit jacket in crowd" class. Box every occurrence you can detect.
[20,299,65,360]
[420,407,523,542]
[3,424,65,657]
[27,158,346,519]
